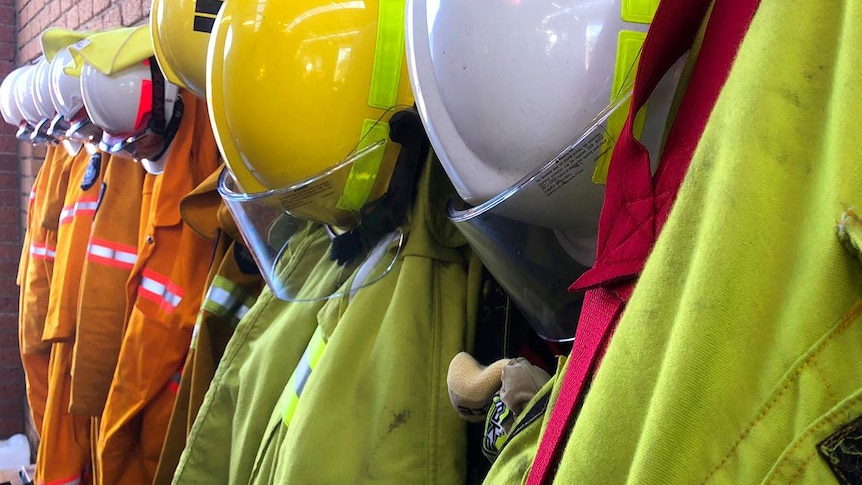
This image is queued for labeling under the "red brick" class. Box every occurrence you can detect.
[0,294,16,312]
[0,4,14,25]
[20,157,42,178]
[47,0,60,23]
[0,190,19,207]
[0,235,18,254]
[0,348,21,369]
[0,154,17,172]
[19,2,37,28]
[0,259,19,278]
[19,175,32,193]
[0,60,12,78]
[93,0,109,15]
[0,135,15,154]
[0,42,11,62]
[0,23,12,43]
[0,172,17,187]
[18,38,39,63]
[103,4,121,27]
[66,6,78,29]
[20,146,45,161]
[0,419,23,440]
[120,0,138,25]
[78,0,93,22]
[0,398,23,420]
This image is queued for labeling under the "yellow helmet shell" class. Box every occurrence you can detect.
[150,0,222,98]
[208,0,415,192]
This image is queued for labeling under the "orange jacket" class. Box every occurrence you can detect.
[96,92,220,485]
[43,150,105,342]
[18,146,61,432]
[71,156,147,416]
[154,171,264,482]
[35,148,103,485]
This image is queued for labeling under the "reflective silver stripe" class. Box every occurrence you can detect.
[75,201,99,211]
[88,243,138,265]
[206,285,236,309]
[164,291,182,308]
[141,276,183,310]
[140,276,166,296]
[236,304,251,321]
[29,244,47,256]
[60,200,100,222]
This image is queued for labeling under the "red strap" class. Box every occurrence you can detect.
[526,0,760,483]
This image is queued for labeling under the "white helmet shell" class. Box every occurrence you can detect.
[0,67,29,127]
[80,60,179,136]
[14,65,42,126]
[408,0,647,206]
[32,58,56,120]
[49,48,86,121]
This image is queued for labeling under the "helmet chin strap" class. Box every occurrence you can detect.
[329,108,429,265]
[142,57,184,164]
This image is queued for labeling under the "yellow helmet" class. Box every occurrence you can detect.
[208,0,415,217]
[209,0,425,302]
[150,0,222,98]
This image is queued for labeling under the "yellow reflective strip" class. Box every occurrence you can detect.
[621,0,659,24]
[282,327,328,426]
[336,119,390,211]
[306,325,327,369]
[368,0,405,109]
[592,30,648,184]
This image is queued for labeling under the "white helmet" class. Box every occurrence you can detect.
[13,63,56,145]
[32,58,55,120]
[30,57,64,145]
[407,0,682,340]
[14,64,42,127]
[80,58,182,174]
[0,66,29,128]
[44,47,86,155]
[49,48,86,121]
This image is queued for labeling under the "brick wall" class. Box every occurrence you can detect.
[0,0,19,441]
[4,0,147,441]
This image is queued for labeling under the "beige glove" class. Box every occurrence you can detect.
[447,352,510,423]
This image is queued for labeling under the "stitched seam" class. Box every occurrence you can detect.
[701,299,862,483]
[811,360,839,406]
[597,193,656,255]
[428,265,441,485]
[776,394,862,484]
[785,448,818,485]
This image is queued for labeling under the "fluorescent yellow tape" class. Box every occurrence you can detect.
[282,326,327,426]
[368,0,406,109]
[592,30,648,184]
[337,119,390,211]
[621,0,659,24]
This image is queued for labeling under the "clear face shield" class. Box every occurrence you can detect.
[218,107,428,302]
[446,59,684,341]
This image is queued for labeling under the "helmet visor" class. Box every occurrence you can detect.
[218,149,406,302]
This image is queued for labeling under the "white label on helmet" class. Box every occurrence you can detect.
[535,130,610,197]
[276,179,336,210]
[70,39,91,51]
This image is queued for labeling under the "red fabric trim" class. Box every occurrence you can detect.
[526,0,760,483]
[134,78,153,132]
[89,237,137,254]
